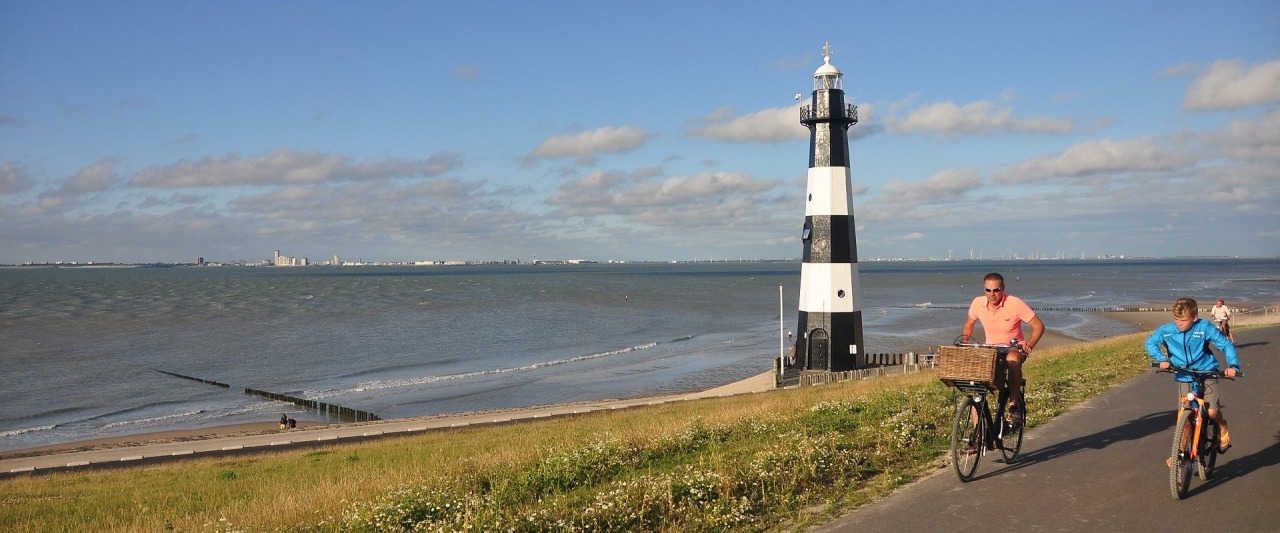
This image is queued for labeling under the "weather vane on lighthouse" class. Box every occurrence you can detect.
[793,42,863,373]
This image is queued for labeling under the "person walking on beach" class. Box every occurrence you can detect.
[1211,298,1236,343]
[960,272,1044,423]
[1146,297,1240,453]
[280,414,288,430]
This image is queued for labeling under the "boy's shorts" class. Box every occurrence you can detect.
[1179,379,1221,410]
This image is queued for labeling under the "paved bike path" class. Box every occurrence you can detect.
[810,324,1280,532]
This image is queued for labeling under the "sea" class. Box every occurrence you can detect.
[2,258,1276,452]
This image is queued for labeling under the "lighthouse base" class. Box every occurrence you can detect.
[795,310,865,372]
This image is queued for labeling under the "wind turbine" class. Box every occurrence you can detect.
[946,249,953,261]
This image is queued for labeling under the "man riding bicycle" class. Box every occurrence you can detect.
[1210,298,1236,343]
[960,272,1044,424]
[1146,297,1241,452]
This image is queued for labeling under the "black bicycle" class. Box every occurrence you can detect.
[1157,365,1241,500]
[945,340,1027,482]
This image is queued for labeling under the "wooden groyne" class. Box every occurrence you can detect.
[243,388,381,422]
[153,369,230,388]
[154,369,378,422]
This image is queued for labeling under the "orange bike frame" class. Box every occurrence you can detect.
[1176,394,1207,460]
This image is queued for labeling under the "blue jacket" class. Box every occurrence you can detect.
[1145,317,1240,383]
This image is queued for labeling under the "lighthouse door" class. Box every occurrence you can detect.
[808,329,830,371]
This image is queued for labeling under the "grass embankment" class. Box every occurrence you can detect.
[4,334,1154,532]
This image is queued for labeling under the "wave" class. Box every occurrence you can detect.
[305,342,660,400]
[0,424,57,438]
[332,359,464,380]
[0,405,86,425]
[98,409,206,431]
[78,400,199,424]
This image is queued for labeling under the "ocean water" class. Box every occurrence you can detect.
[2,258,1276,452]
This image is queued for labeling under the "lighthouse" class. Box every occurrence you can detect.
[795,42,864,372]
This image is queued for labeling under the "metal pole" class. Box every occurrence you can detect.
[779,283,785,379]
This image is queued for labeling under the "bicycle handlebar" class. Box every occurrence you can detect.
[1150,363,1243,379]
[953,337,1022,350]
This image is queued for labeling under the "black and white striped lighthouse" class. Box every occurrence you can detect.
[795,42,863,372]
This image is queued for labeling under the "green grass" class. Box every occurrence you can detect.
[1,333,1157,532]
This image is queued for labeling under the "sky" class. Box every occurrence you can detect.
[2,1,1278,264]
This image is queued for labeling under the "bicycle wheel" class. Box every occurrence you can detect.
[1000,393,1026,463]
[1169,409,1196,499]
[1198,419,1218,481]
[951,396,982,482]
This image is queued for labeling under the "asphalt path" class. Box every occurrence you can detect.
[810,324,1280,532]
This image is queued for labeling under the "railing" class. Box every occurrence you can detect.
[799,103,858,123]
[776,352,937,388]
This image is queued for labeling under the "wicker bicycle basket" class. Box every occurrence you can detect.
[937,346,998,389]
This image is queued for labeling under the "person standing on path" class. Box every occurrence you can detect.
[961,272,1045,422]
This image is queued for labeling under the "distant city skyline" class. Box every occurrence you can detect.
[2,2,1278,264]
[10,250,1269,269]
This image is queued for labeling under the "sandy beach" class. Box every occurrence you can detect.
[6,305,1275,464]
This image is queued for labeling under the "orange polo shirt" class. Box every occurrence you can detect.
[968,293,1037,345]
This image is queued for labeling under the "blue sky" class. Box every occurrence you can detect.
[2,1,1278,264]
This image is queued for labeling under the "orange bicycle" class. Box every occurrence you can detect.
[1158,365,1240,500]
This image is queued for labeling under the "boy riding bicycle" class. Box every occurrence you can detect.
[960,272,1044,424]
[1145,297,1241,453]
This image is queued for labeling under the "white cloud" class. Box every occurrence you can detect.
[549,170,780,213]
[545,169,789,235]
[1200,108,1280,161]
[1183,59,1280,111]
[685,105,807,142]
[130,148,462,188]
[886,100,1075,136]
[29,158,122,211]
[526,126,652,165]
[0,162,30,194]
[686,103,880,143]
[61,158,120,195]
[878,168,984,205]
[995,137,1193,184]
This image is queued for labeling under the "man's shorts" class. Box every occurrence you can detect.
[1179,379,1221,410]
